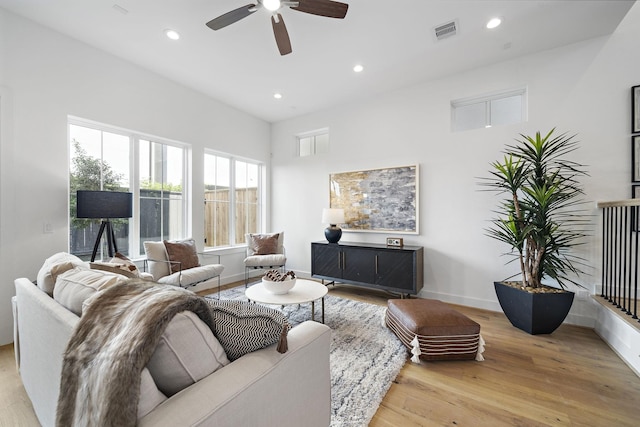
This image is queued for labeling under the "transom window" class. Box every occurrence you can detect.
[297,128,329,157]
[451,88,527,132]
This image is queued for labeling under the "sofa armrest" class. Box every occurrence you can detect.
[15,278,79,427]
[139,321,331,427]
[11,295,19,368]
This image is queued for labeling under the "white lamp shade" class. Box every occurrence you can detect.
[322,208,345,225]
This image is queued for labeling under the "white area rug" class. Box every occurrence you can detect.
[205,286,407,427]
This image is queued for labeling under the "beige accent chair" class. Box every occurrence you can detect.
[243,232,286,286]
[143,239,224,295]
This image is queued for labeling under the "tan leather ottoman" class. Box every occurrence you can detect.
[385,299,485,362]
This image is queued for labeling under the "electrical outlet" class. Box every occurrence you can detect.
[43,222,53,234]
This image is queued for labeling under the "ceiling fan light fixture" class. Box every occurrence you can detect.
[486,17,502,29]
[263,0,281,12]
[164,29,180,40]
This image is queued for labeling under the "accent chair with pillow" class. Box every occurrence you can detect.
[243,232,286,285]
[143,238,224,293]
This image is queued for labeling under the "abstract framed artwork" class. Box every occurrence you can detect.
[633,85,640,134]
[329,165,418,234]
[633,135,640,182]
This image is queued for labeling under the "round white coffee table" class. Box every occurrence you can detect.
[245,279,328,323]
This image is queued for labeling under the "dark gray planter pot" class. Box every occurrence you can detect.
[494,281,575,335]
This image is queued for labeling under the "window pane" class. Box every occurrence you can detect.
[315,133,329,154]
[453,102,486,131]
[235,160,258,241]
[69,125,130,259]
[205,153,231,247]
[205,154,260,248]
[139,139,184,252]
[299,137,312,157]
[490,95,522,126]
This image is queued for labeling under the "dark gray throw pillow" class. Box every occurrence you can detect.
[205,299,290,361]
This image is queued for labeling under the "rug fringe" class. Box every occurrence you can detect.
[410,335,422,363]
[475,334,485,361]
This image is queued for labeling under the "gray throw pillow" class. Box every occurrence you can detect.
[146,311,230,397]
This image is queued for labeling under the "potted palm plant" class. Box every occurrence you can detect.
[482,128,589,334]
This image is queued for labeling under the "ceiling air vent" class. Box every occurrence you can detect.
[434,20,458,41]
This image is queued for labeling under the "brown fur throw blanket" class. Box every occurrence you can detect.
[56,280,214,427]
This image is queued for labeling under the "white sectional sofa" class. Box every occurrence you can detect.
[13,270,331,426]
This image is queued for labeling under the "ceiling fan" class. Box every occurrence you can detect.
[206,0,349,56]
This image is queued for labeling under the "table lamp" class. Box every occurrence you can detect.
[76,190,133,261]
[322,208,345,244]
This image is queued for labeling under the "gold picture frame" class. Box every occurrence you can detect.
[330,165,418,234]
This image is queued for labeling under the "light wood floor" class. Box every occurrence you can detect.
[2,283,639,426]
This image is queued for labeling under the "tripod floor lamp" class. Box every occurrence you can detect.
[76,190,133,262]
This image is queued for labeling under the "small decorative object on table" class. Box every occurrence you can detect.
[262,269,297,294]
[386,237,404,247]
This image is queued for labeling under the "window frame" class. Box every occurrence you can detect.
[204,150,264,249]
[68,116,190,259]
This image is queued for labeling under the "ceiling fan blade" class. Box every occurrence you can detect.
[206,4,258,30]
[271,13,292,56]
[291,0,348,19]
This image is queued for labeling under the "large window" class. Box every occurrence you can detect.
[205,152,262,248]
[69,119,187,260]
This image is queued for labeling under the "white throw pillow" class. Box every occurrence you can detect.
[146,311,229,397]
[143,241,170,280]
[37,252,86,295]
[53,267,127,316]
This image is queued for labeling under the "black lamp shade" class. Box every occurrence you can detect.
[76,191,132,219]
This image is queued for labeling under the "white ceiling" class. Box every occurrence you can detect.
[0,0,635,123]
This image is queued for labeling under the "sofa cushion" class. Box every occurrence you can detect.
[53,268,127,316]
[138,368,167,418]
[156,264,224,287]
[164,239,200,274]
[243,254,286,268]
[248,233,280,255]
[143,241,171,280]
[147,311,229,397]
[37,252,86,295]
[205,299,290,361]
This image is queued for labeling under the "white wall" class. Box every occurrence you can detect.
[271,3,640,329]
[0,9,271,345]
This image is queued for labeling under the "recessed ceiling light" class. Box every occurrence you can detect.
[353,64,364,73]
[274,93,283,99]
[486,17,502,29]
[164,29,180,40]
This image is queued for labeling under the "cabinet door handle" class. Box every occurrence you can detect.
[342,252,346,270]
[338,253,341,269]
[375,255,378,275]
